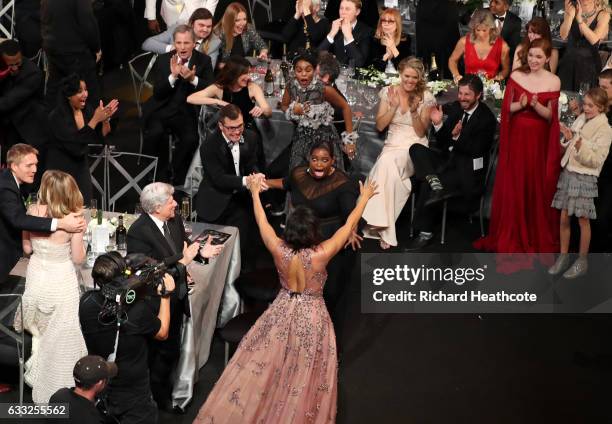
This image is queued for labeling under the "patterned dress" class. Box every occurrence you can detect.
[194,241,337,423]
[286,78,344,171]
[14,238,88,403]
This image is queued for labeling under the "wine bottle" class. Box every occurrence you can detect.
[280,45,291,86]
[428,54,440,82]
[116,215,127,250]
[264,61,274,97]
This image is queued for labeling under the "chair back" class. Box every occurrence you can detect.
[127,52,158,118]
[0,0,15,39]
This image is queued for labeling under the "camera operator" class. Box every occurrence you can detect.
[79,252,176,424]
[126,182,222,410]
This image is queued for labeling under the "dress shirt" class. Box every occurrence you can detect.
[14,173,57,231]
[168,56,199,87]
[327,21,358,46]
[494,12,506,30]
[221,132,247,186]
[148,214,166,236]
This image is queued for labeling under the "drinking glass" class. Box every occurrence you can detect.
[90,199,98,221]
[181,197,193,235]
[579,82,590,97]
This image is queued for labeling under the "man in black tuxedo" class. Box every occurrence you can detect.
[488,0,522,64]
[404,75,496,250]
[0,144,86,283]
[318,0,373,67]
[0,40,47,159]
[126,181,222,410]
[142,24,214,185]
[196,104,263,271]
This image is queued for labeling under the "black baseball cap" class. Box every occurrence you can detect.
[73,355,118,386]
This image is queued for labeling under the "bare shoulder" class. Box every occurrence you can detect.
[544,72,561,91]
[27,203,47,217]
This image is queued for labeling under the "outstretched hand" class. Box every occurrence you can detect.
[199,235,224,259]
[359,180,378,200]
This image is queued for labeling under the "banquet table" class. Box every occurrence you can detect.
[10,214,242,409]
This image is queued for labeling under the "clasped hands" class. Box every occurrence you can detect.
[170,54,197,82]
[329,18,354,41]
[519,92,539,109]
[246,173,269,193]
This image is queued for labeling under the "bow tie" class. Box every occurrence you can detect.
[495,15,505,22]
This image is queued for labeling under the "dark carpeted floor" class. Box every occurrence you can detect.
[1,65,611,424]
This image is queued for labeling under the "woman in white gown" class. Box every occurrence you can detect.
[14,170,88,403]
[363,57,435,248]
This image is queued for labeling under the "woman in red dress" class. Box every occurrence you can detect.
[448,9,510,84]
[474,38,561,271]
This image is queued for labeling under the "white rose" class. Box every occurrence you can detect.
[559,92,568,105]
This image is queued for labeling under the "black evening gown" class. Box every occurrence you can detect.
[283,166,361,338]
[45,104,102,204]
[558,13,603,91]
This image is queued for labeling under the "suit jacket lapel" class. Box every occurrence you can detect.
[142,214,175,257]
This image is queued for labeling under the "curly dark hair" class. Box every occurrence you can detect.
[282,205,322,251]
[309,140,335,157]
[292,48,318,69]
[59,73,83,98]
[215,55,251,88]
[92,251,126,286]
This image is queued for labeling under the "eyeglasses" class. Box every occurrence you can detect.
[221,123,244,132]
[380,19,395,24]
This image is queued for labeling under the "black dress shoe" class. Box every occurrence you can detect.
[402,234,433,251]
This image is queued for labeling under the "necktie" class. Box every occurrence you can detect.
[461,111,470,127]
[163,222,177,254]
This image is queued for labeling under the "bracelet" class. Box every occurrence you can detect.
[341,131,359,145]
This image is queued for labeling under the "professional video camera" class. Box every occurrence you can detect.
[99,253,185,306]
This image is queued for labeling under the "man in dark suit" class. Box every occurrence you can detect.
[318,0,373,67]
[0,144,86,283]
[488,0,522,64]
[41,0,101,109]
[0,40,47,160]
[404,75,496,250]
[126,181,222,410]
[196,104,262,271]
[142,24,214,185]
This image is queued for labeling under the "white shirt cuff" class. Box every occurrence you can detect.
[343,37,354,46]
[169,74,178,87]
[165,44,172,53]
[242,176,247,187]
[433,122,443,132]
[327,35,335,44]
[190,76,199,87]
[51,218,58,232]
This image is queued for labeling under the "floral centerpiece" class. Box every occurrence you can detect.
[356,66,400,88]
[87,217,117,233]
[426,80,453,96]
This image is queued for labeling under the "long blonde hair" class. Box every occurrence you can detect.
[38,170,84,219]
[469,9,499,45]
[398,57,427,98]
[215,2,248,54]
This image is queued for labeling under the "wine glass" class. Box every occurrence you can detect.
[134,202,143,218]
[181,197,192,235]
[579,82,591,98]
[90,199,98,221]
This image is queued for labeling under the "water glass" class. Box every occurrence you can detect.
[90,199,98,220]
[579,83,590,97]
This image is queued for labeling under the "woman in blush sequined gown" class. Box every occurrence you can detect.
[194,177,378,424]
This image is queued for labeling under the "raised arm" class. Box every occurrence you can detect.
[320,180,377,259]
[248,177,280,252]
[376,86,398,132]
[249,83,273,117]
[186,84,225,106]
[576,8,610,45]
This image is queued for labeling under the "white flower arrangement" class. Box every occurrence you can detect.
[357,66,400,88]
[426,80,453,96]
[559,92,568,105]
[88,217,117,233]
